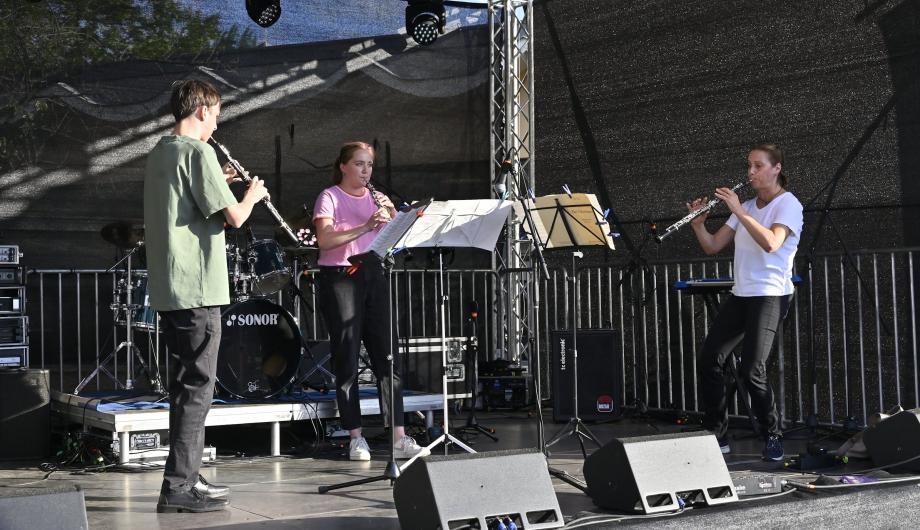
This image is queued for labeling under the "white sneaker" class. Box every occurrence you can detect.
[349,437,371,461]
[394,435,430,459]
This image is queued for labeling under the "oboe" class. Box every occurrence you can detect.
[208,137,300,246]
[655,180,750,243]
[365,181,390,219]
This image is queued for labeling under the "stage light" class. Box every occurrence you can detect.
[406,1,446,46]
[246,0,281,28]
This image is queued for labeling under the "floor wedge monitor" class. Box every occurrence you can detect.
[864,409,920,472]
[394,449,563,529]
[584,431,738,514]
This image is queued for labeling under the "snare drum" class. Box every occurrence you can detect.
[217,299,302,399]
[114,272,158,330]
[247,239,290,296]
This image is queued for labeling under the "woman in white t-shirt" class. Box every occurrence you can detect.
[688,144,803,463]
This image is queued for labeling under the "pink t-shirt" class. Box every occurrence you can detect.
[313,185,380,266]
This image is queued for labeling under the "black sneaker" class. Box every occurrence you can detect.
[717,436,731,454]
[762,434,784,461]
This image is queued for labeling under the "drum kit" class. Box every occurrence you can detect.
[75,216,331,399]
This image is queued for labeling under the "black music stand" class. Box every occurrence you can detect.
[523,192,616,459]
[392,199,513,467]
[318,201,429,493]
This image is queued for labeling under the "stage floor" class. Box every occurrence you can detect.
[3,410,920,529]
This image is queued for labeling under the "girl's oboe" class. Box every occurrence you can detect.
[208,137,299,245]
[655,180,750,243]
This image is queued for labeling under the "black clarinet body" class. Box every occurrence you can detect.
[208,137,300,246]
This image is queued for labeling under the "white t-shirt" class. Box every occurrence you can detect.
[725,192,803,297]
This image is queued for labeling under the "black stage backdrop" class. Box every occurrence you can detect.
[533,0,920,266]
[0,27,491,269]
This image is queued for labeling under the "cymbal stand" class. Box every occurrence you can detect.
[75,244,164,395]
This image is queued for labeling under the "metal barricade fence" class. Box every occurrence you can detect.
[24,247,920,428]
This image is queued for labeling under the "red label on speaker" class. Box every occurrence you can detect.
[596,394,614,413]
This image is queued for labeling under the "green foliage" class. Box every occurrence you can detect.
[0,0,258,170]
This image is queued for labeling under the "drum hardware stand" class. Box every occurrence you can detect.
[455,301,498,442]
[75,243,164,395]
[286,268,334,393]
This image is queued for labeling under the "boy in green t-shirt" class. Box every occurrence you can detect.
[145,79,268,513]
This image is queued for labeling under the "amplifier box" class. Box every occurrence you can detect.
[0,246,20,265]
[551,328,622,421]
[0,266,24,286]
[401,336,474,399]
[0,287,24,314]
[0,316,28,346]
[480,375,531,409]
[0,346,28,367]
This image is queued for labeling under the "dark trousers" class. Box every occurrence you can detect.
[159,307,222,494]
[316,264,404,431]
[699,294,792,439]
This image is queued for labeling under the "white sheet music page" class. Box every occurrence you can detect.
[400,199,513,250]
[364,203,427,258]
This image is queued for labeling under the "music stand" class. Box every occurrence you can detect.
[393,199,513,468]
[319,201,430,493]
[520,192,615,459]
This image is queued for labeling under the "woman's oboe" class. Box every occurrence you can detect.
[655,180,750,243]
[208,137,300,246]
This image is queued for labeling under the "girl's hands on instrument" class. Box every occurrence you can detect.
[687,197,709,226]
[364,207,391,232]
[373,192,395,212]
[714,187,742,215]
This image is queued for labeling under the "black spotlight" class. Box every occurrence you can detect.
[406,1,446,46]
[246,0,281,28]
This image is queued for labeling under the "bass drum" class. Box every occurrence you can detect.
[217,299,302,399]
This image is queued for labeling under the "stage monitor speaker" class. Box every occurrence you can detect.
[0,368,50,459]
[864,409,920,471]
[550,328,621,421]
[0,484,89,530]
[583,431,737,514]
[394,449,564,529]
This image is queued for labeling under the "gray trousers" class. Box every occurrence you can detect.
[159,306,222,494]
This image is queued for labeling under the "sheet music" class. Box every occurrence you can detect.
[401,199,513,251]
[363,203,427,259]
[516,193,615,250]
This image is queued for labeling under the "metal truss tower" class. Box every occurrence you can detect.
[489,0,536,365]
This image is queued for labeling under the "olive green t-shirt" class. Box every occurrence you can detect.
[143,135,237,311]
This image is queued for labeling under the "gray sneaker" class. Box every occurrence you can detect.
[349,437,371,461]
[394,435,430,459]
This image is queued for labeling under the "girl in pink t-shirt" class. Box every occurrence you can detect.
[312,142,428,462]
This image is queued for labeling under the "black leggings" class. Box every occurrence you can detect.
[699,294,792,439]
[316,264,404,431]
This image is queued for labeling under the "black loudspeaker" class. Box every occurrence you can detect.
[550,328,621,421]
[0,368,50,458]
[584,432,738,514]
[864,409,920,471]
[394,449,564,529]
[0,484,89,529]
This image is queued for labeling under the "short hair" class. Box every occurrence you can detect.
[169,80,221,122]
[331,142,375,185]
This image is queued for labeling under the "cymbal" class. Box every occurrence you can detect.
[101,221,145,249]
